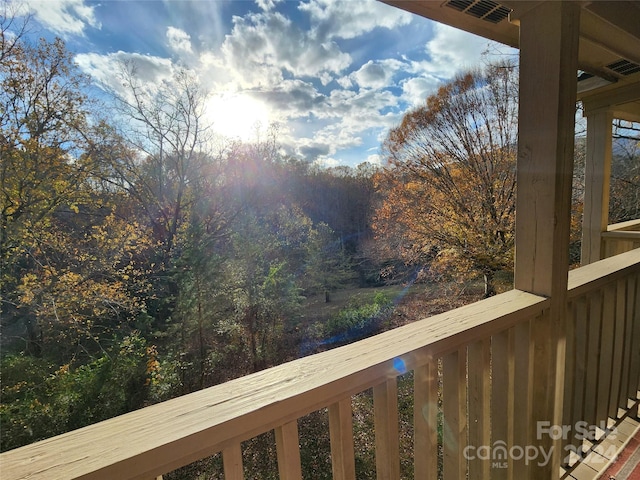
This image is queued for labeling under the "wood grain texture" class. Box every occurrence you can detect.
[222,443,243,480]
[568,249,640,298]
[275,421,302,480]
[373,378,400,480]
[442,349,467,479]
[1,289,547,480]
[467,339,491,480]
[413,361,438,480]
[328,398,355,480]
[581,109,613,265]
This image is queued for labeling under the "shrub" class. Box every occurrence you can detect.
[323,293,393,343]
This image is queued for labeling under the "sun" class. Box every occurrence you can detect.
[205,93,271,141]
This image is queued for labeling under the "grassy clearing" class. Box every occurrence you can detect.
[293,274,513,357]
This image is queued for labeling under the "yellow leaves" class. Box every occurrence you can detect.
[17,273,38,305]
[3,381,28,395]
[145,345,161,386]
[13,212,154,355]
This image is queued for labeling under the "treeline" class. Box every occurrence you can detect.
[3,16,639,477]
[0,28,379,454]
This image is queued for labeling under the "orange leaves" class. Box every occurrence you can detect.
[375,63,518,289]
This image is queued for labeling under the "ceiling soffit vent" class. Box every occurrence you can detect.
[606,59,640,76]
[445,0,512,24]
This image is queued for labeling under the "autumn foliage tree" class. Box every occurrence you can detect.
[610,136,640,223]
[0,13,381,459]
[374,62,519,296]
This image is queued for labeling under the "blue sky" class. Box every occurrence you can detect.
[19,0,515,168]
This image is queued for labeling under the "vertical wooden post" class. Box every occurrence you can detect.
[620,275,638,403]
[329,398,356,480]
[275,421,303,480]
[513,320,534,478]
[512,1,580,477]
[442,349,467,479]
[414,361,438,479]
[581,109,613,265]
[584,291,603,428]
[468,339,491,480]
[610,279,628,418]
[628,274,640,399]
[596,285,616,423]
[223,443,244,480]
[569,298,588,457]
[491,330,512,480]
[373,378,400,480]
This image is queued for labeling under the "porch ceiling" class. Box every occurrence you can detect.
[383,0,640,119]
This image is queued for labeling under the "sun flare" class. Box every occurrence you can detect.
[205,94,271,141]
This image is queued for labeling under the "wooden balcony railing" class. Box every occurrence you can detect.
[2,249,639,480]
[602,219,640,259]
[563,247,640,474]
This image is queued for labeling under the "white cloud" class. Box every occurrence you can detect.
[220,11,351,85]
[313,157,341,168]
[27,0,100,36]
[319,72,333,86]
[69,0,506,167]
[285,85,401,163]
[350,59,404,90]
[255,0,284,11]
[397,24,517,105]
[336,76,353,89]
[401,76,440,106]
[324,88,399,122]
[352,61,388,89]
[366,153,383,165]
[75,51,173,96]
[299,0,412,40]
[423,23,490,77]
[166,27,193,55]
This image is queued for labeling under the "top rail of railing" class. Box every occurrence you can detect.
[1,289,549,480]
[568,248,640,298]
[607,218,640,232]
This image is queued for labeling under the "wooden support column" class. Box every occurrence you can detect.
[581,109,613,265]
[512,1,580,478]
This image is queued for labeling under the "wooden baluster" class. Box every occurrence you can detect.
[596,285,616,426]
[275,421,302,480]
[628,274,640,400]
[609,278,627,418]
[442,348,467,479]
[569,298,588,458]
[620,274,637,403]
[491,329,510,480]
[562,301,576,464]
[584,290,603,428]
[223,443,243,480]
[513,320,533,479]
[329,398,356,480]
[468,339,490,480]
[373,377,400,480]
[414,361,438,480]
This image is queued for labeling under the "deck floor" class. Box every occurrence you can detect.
[600,431,640,480]
[563,403,640,480]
